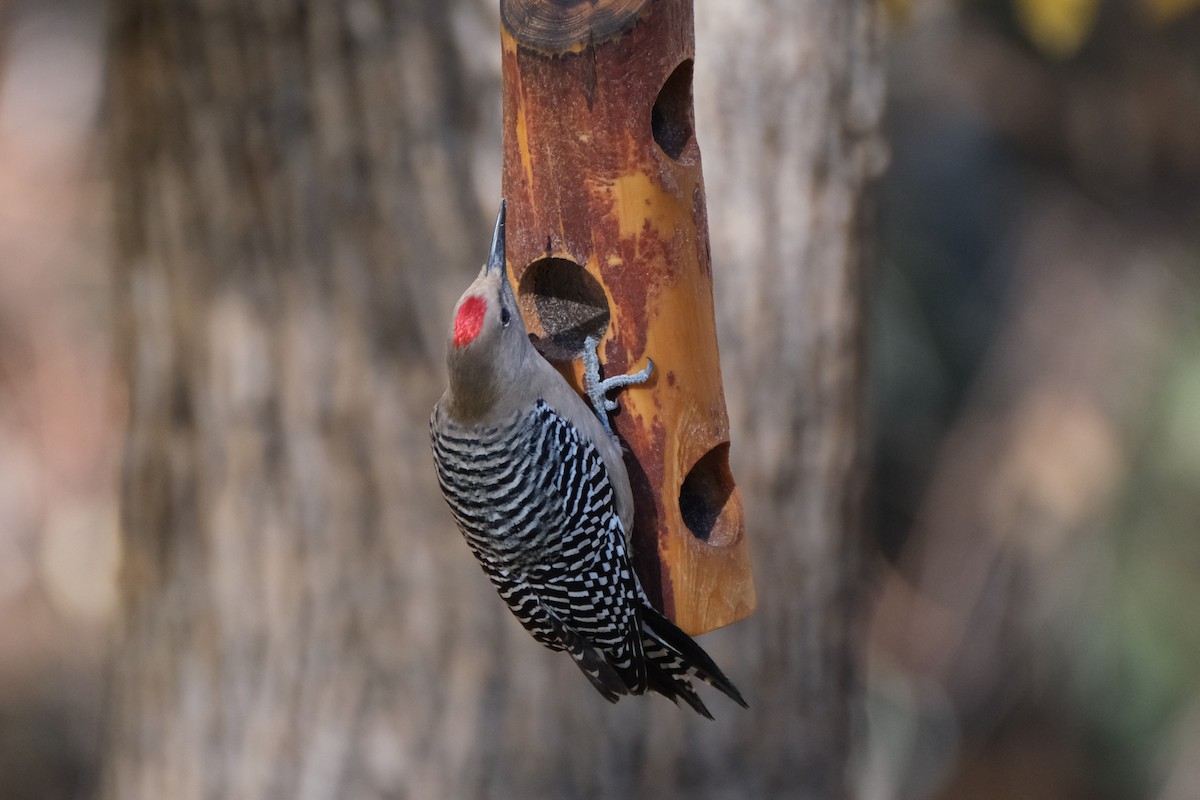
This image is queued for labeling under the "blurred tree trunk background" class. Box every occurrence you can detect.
[104,1,883,799]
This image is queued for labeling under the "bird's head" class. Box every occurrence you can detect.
[444,200,532,417]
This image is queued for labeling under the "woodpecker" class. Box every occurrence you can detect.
[430,201,746,718]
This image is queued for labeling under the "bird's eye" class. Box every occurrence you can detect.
[500,307,511,327]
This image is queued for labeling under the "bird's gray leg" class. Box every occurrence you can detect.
[582,335,654,437]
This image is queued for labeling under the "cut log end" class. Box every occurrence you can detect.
[501,0,650,52]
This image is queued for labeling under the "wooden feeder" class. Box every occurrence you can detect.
[499,0,755,635]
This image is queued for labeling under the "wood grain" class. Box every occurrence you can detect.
[501,0,649,52]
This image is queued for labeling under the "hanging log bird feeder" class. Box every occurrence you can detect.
[499,0,755,635]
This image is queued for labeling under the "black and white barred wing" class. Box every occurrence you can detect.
[430,400,646,699]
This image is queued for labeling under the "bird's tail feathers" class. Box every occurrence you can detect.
[639,604,748,716]
[642,637,714,719]
[546,610,628,703]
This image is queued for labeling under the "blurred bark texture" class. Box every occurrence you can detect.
[104,1,883,798]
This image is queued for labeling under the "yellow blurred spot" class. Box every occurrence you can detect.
[1142,0,1200,24]
[1014,0,1099,59]
[883,0,914,24]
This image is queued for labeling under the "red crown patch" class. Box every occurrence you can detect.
[453,295,487,348]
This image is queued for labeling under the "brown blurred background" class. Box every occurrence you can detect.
[0,0,1197,798]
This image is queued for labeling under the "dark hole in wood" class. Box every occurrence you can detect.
[651,60,694,160]
[518,257,610,361]
[679,442,735,545]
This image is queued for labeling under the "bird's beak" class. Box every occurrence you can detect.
[486,199,506,277]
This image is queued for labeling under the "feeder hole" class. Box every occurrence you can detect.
[678,442,736,546]
[518,257,610,361]
[651,60,695,160]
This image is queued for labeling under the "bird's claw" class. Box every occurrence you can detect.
[582,336,653,438]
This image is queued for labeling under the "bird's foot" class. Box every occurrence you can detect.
[582,335,653,438]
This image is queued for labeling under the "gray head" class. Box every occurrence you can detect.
[444,201,535,420]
